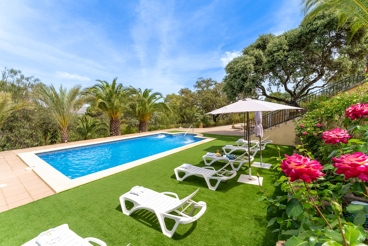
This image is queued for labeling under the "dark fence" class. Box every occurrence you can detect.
[247,74,366,132]
[298,74,366,107]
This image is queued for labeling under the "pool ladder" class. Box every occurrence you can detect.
[184,125,193,136]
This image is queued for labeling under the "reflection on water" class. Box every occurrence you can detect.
[157,134,166,138]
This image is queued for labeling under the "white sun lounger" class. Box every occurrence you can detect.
[222,137,271,155]
[235,136,270,147]
[222,143,259,155]
[119,186,207,238]
[202,152,254,171]
[174,163,237,191]
[250,139,273,153]
[202,152,229,166]
[22,224,107,246]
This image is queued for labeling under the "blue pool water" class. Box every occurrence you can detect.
[36,133,204,179]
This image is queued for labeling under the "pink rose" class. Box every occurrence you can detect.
[346,103,368,120]
[281,154,325,183]
[333,152,368,181]
[322,128,350,144]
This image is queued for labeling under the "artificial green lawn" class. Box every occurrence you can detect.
[0,134,293,246]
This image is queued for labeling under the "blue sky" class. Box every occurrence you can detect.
[0,0,304,96]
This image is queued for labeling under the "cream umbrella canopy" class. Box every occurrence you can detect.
[207,98,302,180]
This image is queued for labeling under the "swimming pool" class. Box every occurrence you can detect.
[36,133,204,179]
[18,132,213,192]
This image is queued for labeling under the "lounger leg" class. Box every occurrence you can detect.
[203,177,221,191]
[120,197,139,216]
[174,169,191,181]
[229,161,243,171]
[203,158,210,165]
[156,213,181,238]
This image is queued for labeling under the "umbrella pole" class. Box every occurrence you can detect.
[259,136,262,166]
[243,113,246,140]
[247,112,252,180]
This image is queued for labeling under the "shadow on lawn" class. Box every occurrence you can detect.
[114,204,197,240]
[168,172,244,192]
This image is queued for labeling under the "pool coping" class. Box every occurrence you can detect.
[18,132,214,193]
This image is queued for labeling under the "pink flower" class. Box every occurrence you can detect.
[299,124,304,128]
[333,152,368,181]
[281,154,325,183]
[302,131,308,135]
[346,103,368,120]
[316,123,322,128]
[322,128,350,144]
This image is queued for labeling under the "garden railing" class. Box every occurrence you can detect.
[246,74,366,133]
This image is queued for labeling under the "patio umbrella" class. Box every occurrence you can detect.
[207,98,302,180]
[253,111,264,165]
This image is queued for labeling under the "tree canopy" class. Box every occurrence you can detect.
[33,84,85,143]
[84,78,128,136]
[303,0,368,41]
[127,87,170,132]
[223,12,368,106]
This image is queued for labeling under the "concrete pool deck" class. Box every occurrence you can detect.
[0,126,241,212]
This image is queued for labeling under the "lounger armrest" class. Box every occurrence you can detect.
[161,191,179,199]
[202,166,215,170]
[217,163,234,172]
[85,237,107,246]
[179,201,207,224]
[166,201,207,224]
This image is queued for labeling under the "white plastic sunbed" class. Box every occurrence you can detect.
[250,139,273,153]
[202,152,254,171]
[222,142,259,155]
[119,186,207,238]
[222,136,272,155]
[174,163,237,191]
[22,224,107,246]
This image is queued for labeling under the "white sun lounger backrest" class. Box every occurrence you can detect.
[169,188,199,212]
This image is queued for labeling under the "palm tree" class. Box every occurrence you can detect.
[303,0,368,39]
[33,84,85,143]
[303,0,368,71]
[128,87,170,132]
[84,78,127,136]
[0,91,25,128]
[76,115,108,140]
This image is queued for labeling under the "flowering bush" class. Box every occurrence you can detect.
[295,88,368,162]
[260,95,368,245]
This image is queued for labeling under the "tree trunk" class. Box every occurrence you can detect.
[60,128,69,143]
[139,121,148,132]
[212,114,220,123]
[110,118,121,136]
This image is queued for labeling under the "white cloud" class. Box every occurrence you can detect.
[0,0,304,96]
[55,72,91,82]
[221,51,242,67]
